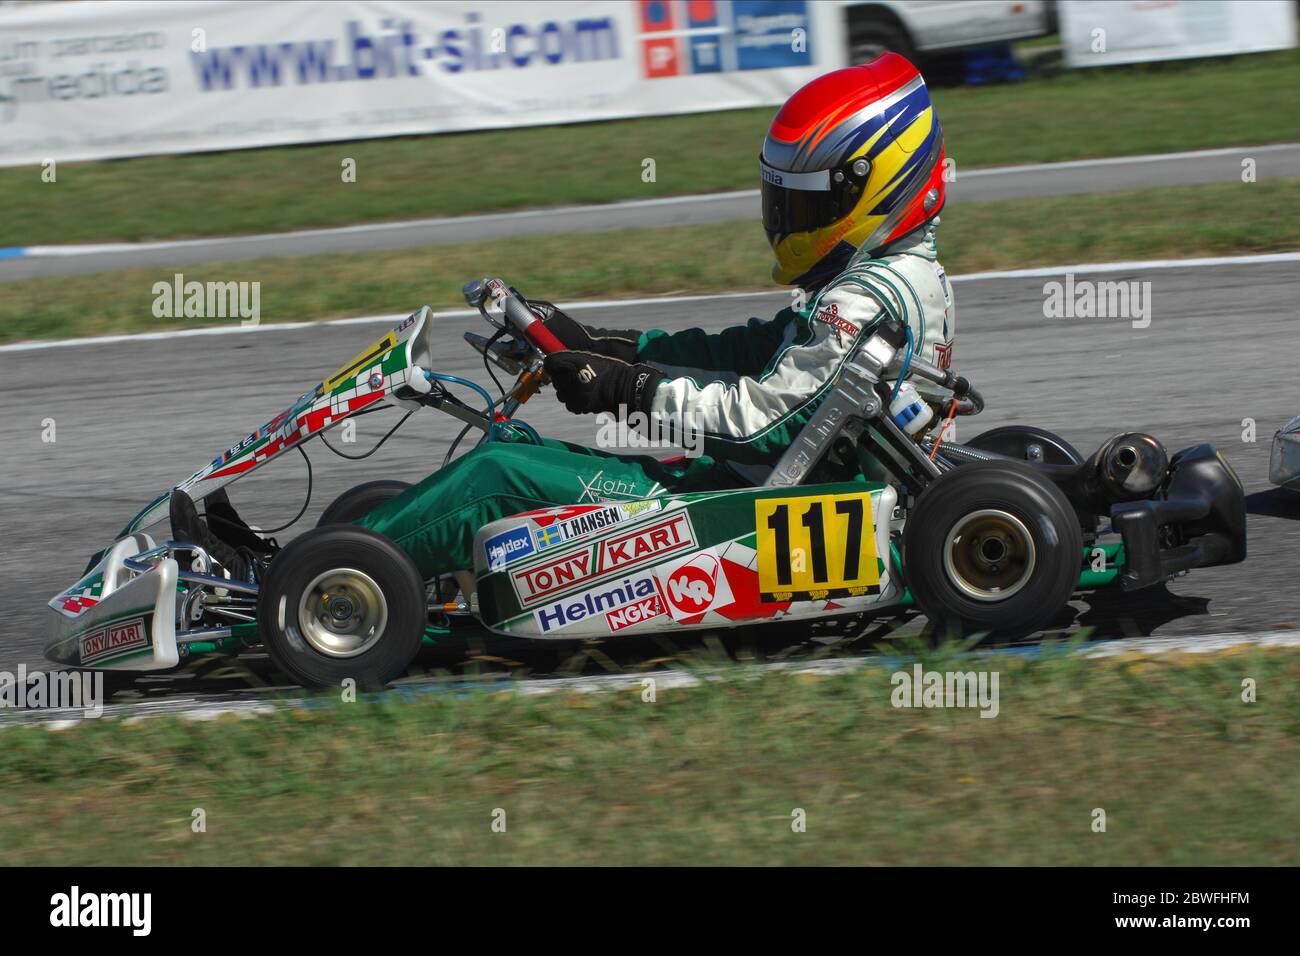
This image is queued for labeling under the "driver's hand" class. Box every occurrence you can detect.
[543,351,663,417]
[528,300,642,363]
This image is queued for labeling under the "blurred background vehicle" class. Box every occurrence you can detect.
[842,0,1053,64]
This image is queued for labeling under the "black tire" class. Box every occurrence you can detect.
[966,425,1084,467]
[848,14,916,65]
[257,525,426,688]
[317,479,412,527]
[903,460,1082,641]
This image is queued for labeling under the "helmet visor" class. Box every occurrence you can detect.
[760,158,860,240]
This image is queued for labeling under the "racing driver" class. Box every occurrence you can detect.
[173,52,956,590]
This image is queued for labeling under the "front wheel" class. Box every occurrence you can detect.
[257,526,426,688]
[903,460,1082,641]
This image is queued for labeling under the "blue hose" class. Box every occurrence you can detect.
[509,419,543,445]
[426,371,543,445]
[426,371,497,439]
[888,326,914,403]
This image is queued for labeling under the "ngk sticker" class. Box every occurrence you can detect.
[512,550,595,606]
[604,591,666,633]
[654,550,734,621]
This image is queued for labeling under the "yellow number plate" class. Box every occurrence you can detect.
[755,491,880,601]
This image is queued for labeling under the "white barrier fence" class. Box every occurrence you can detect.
[0,0,845,167]
[1059,0,1296,69]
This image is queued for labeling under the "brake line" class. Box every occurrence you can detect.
[927,399,961,462]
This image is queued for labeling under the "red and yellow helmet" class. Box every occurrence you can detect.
[761,53,946,287]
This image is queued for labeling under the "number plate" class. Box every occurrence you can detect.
[755,491,880,602]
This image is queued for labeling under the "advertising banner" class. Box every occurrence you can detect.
[1059,0,1297,69]
[0,0,846,166]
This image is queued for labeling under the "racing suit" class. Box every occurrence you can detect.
[357,223,955,577]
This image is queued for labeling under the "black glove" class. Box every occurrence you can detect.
[529,300,641,363]
[543,350,663,416]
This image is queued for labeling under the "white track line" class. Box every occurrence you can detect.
[4,628,1297,729]
[1,250,1296,355]
[14,191,757,257]
[8,143,1296,258]
[959,142,1300,176]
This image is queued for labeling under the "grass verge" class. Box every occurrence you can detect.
[3,178,1298,345]
[1,644,1296,865]
[2,51,1296,246]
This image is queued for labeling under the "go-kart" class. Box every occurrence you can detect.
[46,278,1248,688]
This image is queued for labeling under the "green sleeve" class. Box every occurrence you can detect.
[637,309,796,375]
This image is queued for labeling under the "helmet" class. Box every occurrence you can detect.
[761,53,946,287]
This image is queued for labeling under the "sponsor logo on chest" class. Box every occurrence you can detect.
[814,302,860,345]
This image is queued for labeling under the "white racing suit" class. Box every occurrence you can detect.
[640,222,955,466]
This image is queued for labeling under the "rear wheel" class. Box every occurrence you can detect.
[317,479,412,527]
[904,460,1082,641]
[966,425,1083,467]
[258,525,426,688]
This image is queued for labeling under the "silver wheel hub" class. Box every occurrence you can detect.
[942,509,1037,602]
[297,568,388,658]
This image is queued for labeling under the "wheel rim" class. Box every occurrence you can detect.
[296,568,388,658]
[942,509,1037,602]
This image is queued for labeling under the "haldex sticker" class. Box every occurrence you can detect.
[484,525,535,571]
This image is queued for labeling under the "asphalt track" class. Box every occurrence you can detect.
[1,256,1297,685]
[2,143,1298,280]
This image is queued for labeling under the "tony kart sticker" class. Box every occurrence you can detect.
[79,617,148,665]
[512,512,695,606]
[597,513,694,575]
[513,549,596,606]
